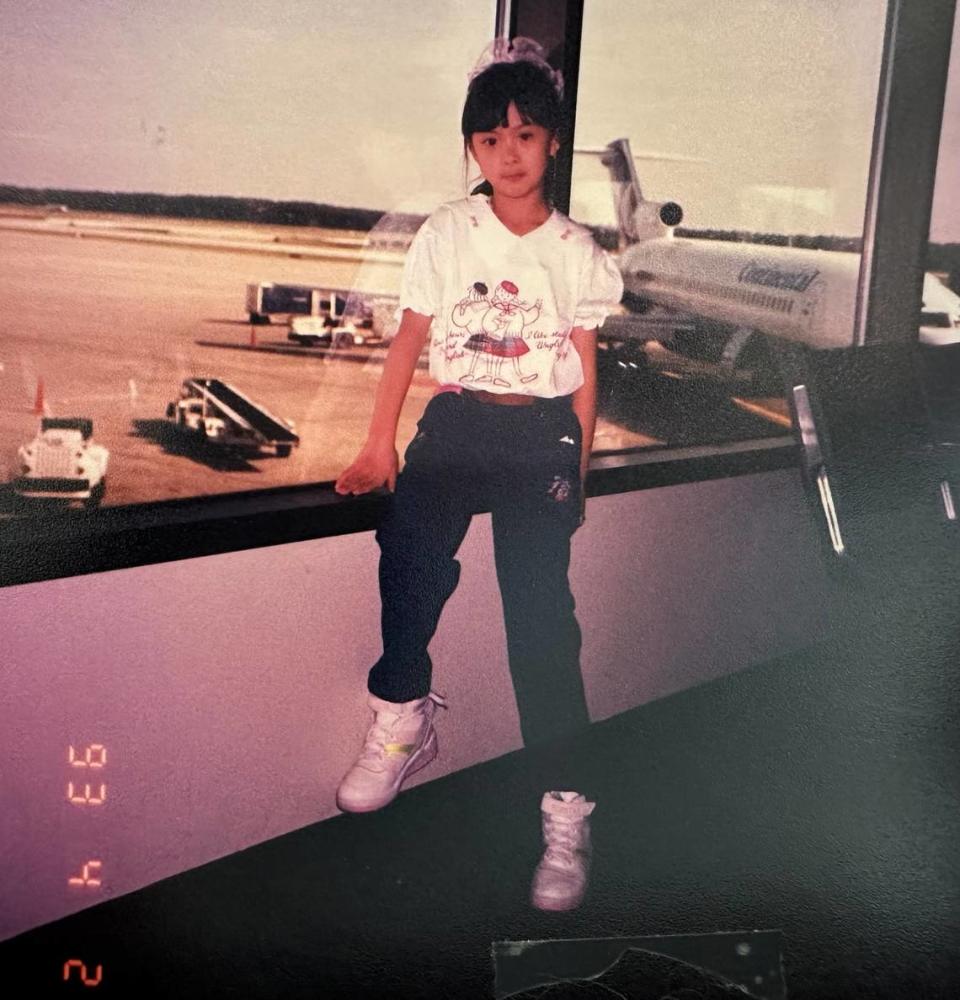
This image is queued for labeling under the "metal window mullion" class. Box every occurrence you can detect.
[855,0,956,346]
[504,0,585,216]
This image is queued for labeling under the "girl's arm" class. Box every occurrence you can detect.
[334,308,433,495]
[569,326,598,486]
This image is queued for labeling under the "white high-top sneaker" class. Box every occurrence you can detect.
[336,691,446,813]
[530,791,596,911]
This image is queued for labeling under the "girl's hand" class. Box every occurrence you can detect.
[335,440,399,495]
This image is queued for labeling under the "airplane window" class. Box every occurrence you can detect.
[0,1,495,515]
[571,0,890,453]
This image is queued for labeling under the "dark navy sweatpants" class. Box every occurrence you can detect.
[368,389,590,747]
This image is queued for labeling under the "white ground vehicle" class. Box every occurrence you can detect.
[14,417,109,506]
[288,313,379,347]
[165,379,299,457]
[245,281,380,346]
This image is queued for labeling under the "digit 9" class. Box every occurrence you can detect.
[68,745,107,769]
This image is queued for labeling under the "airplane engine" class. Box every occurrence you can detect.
[658,202,683,227]
[629,200,683,241]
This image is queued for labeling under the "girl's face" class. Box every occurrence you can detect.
[469,101,559,203]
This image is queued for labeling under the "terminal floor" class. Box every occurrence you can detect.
[6,544,960,999]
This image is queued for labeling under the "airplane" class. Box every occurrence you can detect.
[584,138,960,372]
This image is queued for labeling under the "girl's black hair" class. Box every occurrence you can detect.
[461,60,564,139]
[461,59,565,200]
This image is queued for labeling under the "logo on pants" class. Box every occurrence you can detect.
[547,475,572,503]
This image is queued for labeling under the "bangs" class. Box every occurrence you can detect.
[461,61,563,138]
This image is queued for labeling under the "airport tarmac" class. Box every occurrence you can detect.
[2,217,740,513]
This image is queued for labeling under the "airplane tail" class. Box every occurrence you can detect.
[577,138,687,248]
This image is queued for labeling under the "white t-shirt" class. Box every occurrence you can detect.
[397,195,624,397]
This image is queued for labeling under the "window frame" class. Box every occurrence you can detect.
[0,0,953,589]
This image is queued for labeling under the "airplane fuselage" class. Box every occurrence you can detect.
[619,236,862,350]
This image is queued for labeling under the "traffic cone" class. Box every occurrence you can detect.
[33,377,47,416]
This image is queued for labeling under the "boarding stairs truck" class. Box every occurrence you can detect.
[165,379,299,457]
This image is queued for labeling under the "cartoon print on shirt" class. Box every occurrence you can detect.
[453,280,540,388]
[451,282,492,378]
[452,282,490,334]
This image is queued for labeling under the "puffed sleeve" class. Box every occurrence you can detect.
[573,240,624,330]
[394,212,443,320]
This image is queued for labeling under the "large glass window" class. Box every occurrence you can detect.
[571,0,889,453]
[0,1,922,534]
[0,1,494,513]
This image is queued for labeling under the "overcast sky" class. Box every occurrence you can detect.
[1,0,957,239]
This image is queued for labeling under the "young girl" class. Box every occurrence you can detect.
[334,38,623,912]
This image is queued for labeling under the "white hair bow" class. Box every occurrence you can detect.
[468,37,564,97]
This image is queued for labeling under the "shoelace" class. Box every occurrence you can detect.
[542,817,588,870]
[358,716,403,771]
[359,693,446,771]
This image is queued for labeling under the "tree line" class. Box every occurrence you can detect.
[1,183,956,292]
[0,185,425,233]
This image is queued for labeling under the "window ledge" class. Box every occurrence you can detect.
[0,437,798,587]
